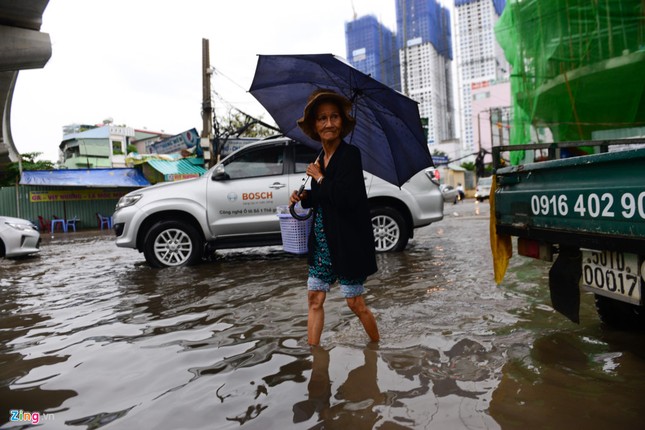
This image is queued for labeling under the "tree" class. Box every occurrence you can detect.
[211,110,279,164]
[460,161,475,171]
[216,110,276,139]
[0,152,54,187]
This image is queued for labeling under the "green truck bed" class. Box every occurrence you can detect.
[492,139,645,329]
[495,146,645,254]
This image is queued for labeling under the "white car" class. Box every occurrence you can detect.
[113,137,445,267]
[439,184,459,204]
[0,216,41,258]
[475,177,493,202]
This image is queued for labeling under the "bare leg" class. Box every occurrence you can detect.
[308,291,326,346]
[346,295,380,342]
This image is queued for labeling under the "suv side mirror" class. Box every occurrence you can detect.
[212,165,229,181]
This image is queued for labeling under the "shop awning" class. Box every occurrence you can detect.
[146,158,207,181]
[20,168,150,187]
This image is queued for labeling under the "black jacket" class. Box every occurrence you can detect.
[302,142,377,279]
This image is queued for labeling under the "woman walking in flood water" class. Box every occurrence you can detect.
[289,89,380,346]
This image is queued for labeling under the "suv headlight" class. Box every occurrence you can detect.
[116,194,142,210]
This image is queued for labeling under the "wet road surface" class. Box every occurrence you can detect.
[1,200,644,429]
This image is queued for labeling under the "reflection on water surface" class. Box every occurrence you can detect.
[2,202,644,429]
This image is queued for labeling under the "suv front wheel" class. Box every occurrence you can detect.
[371,206,408,252]
[143,220,204,268]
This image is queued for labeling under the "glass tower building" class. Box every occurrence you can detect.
[345,15,401,92]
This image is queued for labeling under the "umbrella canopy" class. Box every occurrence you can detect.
[249,54,433,187]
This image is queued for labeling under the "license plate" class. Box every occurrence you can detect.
[581,250,642,305]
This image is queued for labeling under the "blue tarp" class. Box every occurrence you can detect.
[20,168,150,187]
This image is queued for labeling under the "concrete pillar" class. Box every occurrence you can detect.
[0,25,52,72]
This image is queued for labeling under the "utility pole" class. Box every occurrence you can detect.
[477,111,482,152]
[498,108,504,146]
[489,107,494,149]
[201,38,215,167]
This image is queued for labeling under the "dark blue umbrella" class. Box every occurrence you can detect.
[248,54,433,187]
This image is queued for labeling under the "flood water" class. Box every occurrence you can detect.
[2,200,644,429]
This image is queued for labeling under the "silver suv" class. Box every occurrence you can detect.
[113,137,444,267]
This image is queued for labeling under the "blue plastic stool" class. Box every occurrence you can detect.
[51,218,67,233]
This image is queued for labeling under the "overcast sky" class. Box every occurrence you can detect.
[11,0,402,162]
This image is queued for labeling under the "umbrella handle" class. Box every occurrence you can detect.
[289,184,313,220]
[289,152,322,221]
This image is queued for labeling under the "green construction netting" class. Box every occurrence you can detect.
[495,0,645,164]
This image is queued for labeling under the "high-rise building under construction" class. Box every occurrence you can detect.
[395,0,454,146]
[345,15,401,92]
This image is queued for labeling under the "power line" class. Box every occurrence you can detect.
[211,66,249,93]
[211,88,280,133]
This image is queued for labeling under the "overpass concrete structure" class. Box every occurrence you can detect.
[0,0,52,174]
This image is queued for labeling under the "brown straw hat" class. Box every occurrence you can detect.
[296,89,356,141]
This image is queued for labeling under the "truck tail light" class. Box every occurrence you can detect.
[518,238,553,262]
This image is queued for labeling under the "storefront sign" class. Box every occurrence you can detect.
[29,189,126,202]
[164,174,201,182]
[147,128,201,155]
[471,81,490,90]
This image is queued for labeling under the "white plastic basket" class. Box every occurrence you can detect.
[277,206,312,254]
